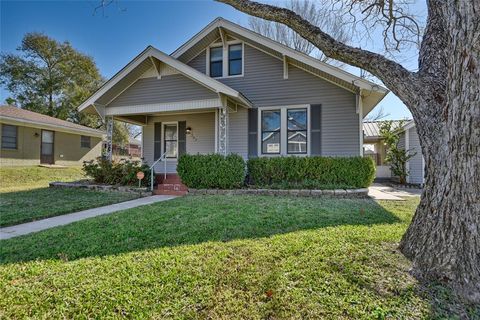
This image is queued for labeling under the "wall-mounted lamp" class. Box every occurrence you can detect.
[34,132,39,137]
[186,127,192,135]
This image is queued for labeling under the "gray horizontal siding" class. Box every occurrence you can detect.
[143,112,215,173]
[108,74,217,108]
[408,127,424,184]
[398,133,405,150]
[228,106,248,158]
[188,50,207,74]
[188,44,359,156]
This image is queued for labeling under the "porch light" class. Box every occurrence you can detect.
[186,127,192,135]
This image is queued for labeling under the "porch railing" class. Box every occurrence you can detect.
[149,151,168,191]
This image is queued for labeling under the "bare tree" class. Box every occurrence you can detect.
[365,106,390,121]
[218,0,480,303]
[248,0,351,63]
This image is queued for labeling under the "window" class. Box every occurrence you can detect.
[164,124,178,158]
[228,44,242,76]
[261,110,281,154]
[80,135,91,148]
[287,109,307,154]
[1,124,17,149]
[209,47,223,77]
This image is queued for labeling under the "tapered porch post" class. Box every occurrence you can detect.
[218,106,228,155]
[105,116,113,162]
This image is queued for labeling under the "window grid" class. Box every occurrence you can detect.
[261,110,281,155]
[1,125,17,150]
[80,135,91,148]
[209,47,223,78]
[287,108,308,154]
[164,124,178,158]
[228,44,242,76]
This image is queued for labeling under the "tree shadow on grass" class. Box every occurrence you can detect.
[0,195,401,264]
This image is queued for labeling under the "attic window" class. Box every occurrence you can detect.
[209,47,223,78]
[228,44,242,76]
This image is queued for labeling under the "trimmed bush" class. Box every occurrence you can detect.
[247,156,375,189]
[177,154,246,189]
[83,157,152,187]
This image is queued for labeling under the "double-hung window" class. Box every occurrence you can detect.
[1,124,17,150]
[287,109,307,154]
[164,124,178,158]
[261,110,281,154]
[209,47,223,78]
[80,135,91,148]
[260,107,309,155]
[228,44,242,76]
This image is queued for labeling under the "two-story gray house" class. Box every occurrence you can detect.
[79,18,388,194]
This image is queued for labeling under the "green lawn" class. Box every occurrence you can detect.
[0,166,139,227]
[0,195,476,319]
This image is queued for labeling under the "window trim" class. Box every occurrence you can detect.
[257,105,311,157]
[228,43,243,76]
[1,124,18,150]
[209,46,223,78]
[286,108,308,155]
[260,109,281,155]
[80,135,91,149]
[206,40,244,79]
[162,121,179,159]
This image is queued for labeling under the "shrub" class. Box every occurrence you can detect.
[83,157,152,187]
[177,154,246,189]
[247,156,375,189]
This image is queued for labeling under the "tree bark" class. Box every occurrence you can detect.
[217,0,480,303]
[400,1,480,303]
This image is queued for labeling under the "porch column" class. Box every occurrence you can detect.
[105,116,113,162]
[218,106,229,155]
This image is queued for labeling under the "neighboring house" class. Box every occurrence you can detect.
[110,138,142,158]
[363,120,425,185]
[398,120,425,185]
[78,18,389,177]
[0,105,104,166]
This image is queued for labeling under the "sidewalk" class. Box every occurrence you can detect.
[0,195,176,240]
[368,183,422,200]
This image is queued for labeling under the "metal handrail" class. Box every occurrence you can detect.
[149,151,168,191]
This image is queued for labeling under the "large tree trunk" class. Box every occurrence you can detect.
[218,0,480,302]
[400,1,480,303]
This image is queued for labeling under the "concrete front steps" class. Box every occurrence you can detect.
[153,174,188,196]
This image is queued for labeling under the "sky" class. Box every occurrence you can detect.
[1,0,426,120]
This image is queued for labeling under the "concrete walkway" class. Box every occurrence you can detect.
[0,195,176,240]
[368,183,422,200]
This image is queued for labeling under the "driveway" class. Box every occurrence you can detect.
[369,183,422,200]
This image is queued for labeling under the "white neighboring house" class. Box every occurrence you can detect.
[363,120,425,186]
[398,120,425,186]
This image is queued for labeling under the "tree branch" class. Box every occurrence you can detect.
[217,0,422,106]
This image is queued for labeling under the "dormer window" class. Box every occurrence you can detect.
[207,42,243,78]
[228,44,242,76]
[209,47,223,77]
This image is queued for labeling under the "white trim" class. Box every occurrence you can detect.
[105,98,221,116]
[78,46,252,114]
[357,94,364,156]
[405,127,410,183]
[161,121,179,159]
[214,108,218,152]
[0,116,104,138]
[403,119,416,131]
[172,18,388,94]
[257,104,310,157]
[283,55,289,80]
[206,40,244,79]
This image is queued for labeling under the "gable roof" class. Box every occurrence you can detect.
[0,105,104,137]
[78,46,252,115]
[172,17,389,115]
[363,120,408,142]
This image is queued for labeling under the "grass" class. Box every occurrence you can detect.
[0,166,139,227]
[0,166,86,192]
[0,195,477,319]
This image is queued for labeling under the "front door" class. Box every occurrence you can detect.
[40,130,54,164]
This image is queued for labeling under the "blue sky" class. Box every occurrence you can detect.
[1,0,423,120]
